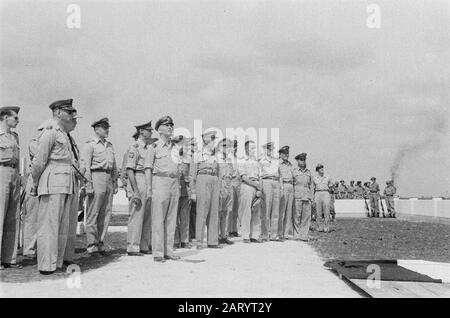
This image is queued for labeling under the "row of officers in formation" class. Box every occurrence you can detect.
[0,100,396,274]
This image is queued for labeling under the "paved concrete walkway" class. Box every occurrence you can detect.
[1,232,360,298]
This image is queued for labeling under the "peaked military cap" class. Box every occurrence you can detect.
[135,120,153,131]
[371,177,376,181]
[0,106,20,114]
[295,152,307,161]
[132,131,139,140]
[49,99,75,112]
[315,163,324,171]
[91,117,110,128]
[155,116,174,131]
[262,141,274,149]
[278,146,290,154]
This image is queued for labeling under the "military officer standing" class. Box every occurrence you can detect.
[191,130,221,249]
[369,177,380,217]
[259,142,282,241]
[148,116,181,261]
[81,117,118,255]
[227,140,240,238]
[217,138,235,245]
[31,99,78,274]
[237,140,263,243]
[292,153,313,241]
[312,164,333,233]
[174,135,193,249]
[384,180,397,218]
[120,131,139,198]
[0,106,22,270]
[277,146,294,240]
[125,121,154,256]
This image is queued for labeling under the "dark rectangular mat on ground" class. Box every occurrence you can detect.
[324,260,442,283]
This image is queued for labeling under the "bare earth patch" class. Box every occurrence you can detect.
[308,218,450,263]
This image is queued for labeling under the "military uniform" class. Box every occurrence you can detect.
[236,154,261,241]
[354,183,365,199]
[125,137,152,254]
[312,168,333,232]
[174,158,192,247]
[0,108,20,267]
[259,143,281,241]
[369,178,380,217]
[347,182,355,199]
[292,158,313,241]
[217,145,237,244]
[149,121,180,259]
[81,118,118,254]
[277,146,294,239]
[384,182,396,217]
[336,182,347,199]
[227,142,240,237]
[31,100,78,272]
[191,138,220,248]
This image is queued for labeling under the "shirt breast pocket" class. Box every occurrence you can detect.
[49,165,72,192]
[0,144,16,161]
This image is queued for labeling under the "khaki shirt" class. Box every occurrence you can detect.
[354,186,365,198]
[237,156,260,180]
[369,182,380,193]
[147,139,179,176]
[81,136,118,183]
[384,185,396,196]
[0,128,20,166]
[31,122,75,195]
[259,155,279,178]
[313,175,333,191]
[293,168,313,200]
[279,160,294,182]
[125,139,149,172]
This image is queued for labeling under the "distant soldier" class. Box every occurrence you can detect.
[278,146,294,240]
[312,164,333,233]
[174,135,193,249]
[227,140,241,238]
[337,180,347,199]
[292,153,313,241]
[149,116,181,261]
[80,117,118,255]
[369,177,380,217]
[191,130,221,249]
[31,99,78,274]
[237,140,263,243]
[259,142,282,241]
[347,180,355,199]
[125,121,154,256]
[384,180,397,218]
[354,181,365,199]
[0,106,22,270]
[329,181,336,221]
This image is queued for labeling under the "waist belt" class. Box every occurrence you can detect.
[248,177,259,182]
[386,195,394,197]
[197,170,218,177]
[316,189,329,192]
[282,180,293,184]
[91,168,112,173]
[0,162,17,168]
[153,171,179,179]
[134,170,145,174]
[370,191,378,193]
[263,176,279,181]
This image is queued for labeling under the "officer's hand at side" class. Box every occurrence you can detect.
[255,190,262,198]
[190,193,196,202]
[30,184,38,197]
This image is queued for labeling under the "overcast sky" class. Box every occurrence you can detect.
[1,0,449,197]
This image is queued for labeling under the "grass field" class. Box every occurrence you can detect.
[308,218,450,263]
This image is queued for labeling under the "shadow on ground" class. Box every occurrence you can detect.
[0,232,127,284]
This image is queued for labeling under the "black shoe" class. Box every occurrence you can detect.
[174,243,181,249]
[153,257,166,262]
[207,244,224,248]
[39,270,55,275]
[250,238,263,243]
[180,242,192,249]
[223,238,234,245]
[127,252,144,256]
[243,239,250,243]
[164,255,181,260]
[139,250,152,255]
[228,232,235,237]
[1,263,23,269]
